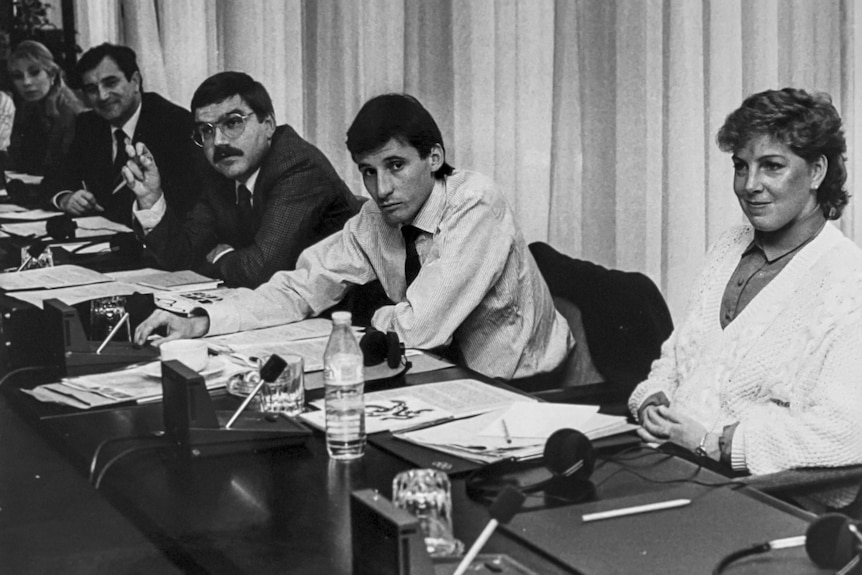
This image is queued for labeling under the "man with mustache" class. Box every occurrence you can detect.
[134,94,574,381]
[42,43,201,227]
[123,71,360,288]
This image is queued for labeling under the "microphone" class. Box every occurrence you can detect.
[805,513,862,570]
[224,354,287,429]
[45,214,77,241]
[713,513,862,574]
[452,486,525,575]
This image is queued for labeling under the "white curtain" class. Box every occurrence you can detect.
[74,0,861,321]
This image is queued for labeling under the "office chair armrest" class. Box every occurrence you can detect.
[739,465,862,498]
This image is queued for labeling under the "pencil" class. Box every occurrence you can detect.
[501,418,512,444]
[582,498,691,523]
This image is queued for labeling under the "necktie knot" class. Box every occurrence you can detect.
[237,184,252,207]
[401,225,422,245]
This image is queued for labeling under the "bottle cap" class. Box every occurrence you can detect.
[331,311,352,324]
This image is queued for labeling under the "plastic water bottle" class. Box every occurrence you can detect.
[324,311,366,460]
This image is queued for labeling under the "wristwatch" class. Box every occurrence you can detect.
[694,432,710,458]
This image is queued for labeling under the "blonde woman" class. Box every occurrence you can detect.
[7,40,84,175]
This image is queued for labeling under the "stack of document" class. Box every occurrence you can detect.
[22,356,246,410]
[399,402,636,464]
[300,378,636,463]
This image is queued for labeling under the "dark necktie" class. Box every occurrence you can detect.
[236,184,254,245]
[401,225,422,287]
[113,129,129,188]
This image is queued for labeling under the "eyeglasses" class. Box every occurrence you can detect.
[192,112,254,147]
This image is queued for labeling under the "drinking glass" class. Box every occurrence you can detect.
[19,245,53,271]
[392,468,464,558]
[89,296,128,342]
[259,354,305,416]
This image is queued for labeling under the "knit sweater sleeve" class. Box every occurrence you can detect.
[736,305,862,475]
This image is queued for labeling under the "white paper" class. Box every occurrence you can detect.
[5,172,43,185]
[0,264,111,291]
[0,208,62,221]
[478,403,600,439]
[26,356,246,409]
[9,281,158,309]
[301,396,453,434]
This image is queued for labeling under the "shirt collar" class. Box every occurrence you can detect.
[236,167,261,202]
[749,211,827,262]
[117,99,142,141]
[404,177,446,235]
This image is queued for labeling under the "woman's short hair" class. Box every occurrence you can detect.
[346,93,454,180]
[8,40,61,88]
[190,71,274,122]
[717,88,848,220]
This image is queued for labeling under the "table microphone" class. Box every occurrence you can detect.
[452,486,525,575]
[713,513,862,574]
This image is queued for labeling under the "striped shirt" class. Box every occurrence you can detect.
[205,170,573,379]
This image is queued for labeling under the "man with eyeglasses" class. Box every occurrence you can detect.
[123,71,360,288]
[134,94,574,381]
[41,43,201,227]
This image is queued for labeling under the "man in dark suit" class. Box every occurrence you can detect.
[41,43,201,227]
[124,71,361,288]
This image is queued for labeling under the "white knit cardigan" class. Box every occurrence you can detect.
[629,223,862,507]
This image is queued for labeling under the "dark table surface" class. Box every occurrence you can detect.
[0,362,833,575]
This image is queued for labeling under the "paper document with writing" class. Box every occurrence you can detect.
[21,356,246,409]
[300,378,534,436]
[130,270,221,292]
[10,281,158,309]
[0,264,111,291]
[394,392,635,464]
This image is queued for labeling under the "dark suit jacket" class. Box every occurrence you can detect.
[529,242,674,390]
[42,92,202,227]
[142,124,361,288]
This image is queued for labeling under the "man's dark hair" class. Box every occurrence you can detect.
[71,43,140,89]
[346,93,454,180]
[190,71,274,122]
[717,87,848,220]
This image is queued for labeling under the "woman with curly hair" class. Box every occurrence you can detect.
[629,88,862,509]
[7,40,85,175]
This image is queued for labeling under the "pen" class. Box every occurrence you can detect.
[501,418,512,444]
[582,498,691,523]
[392,416,455,434]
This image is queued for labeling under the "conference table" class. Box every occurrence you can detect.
[1,357,832,575]
[0,218,834,575]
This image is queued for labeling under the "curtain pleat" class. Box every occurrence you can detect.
[70,0,860,323]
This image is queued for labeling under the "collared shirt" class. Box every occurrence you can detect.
[134,158,262,236]
[52,99,142,209]
[114,99,142,160]
[204,170,573,379]
[720,214,826,328]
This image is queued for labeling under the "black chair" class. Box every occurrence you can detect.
[525,242,673,412]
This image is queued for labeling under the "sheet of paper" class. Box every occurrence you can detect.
[1,219,129,239]
[309,378,534,417]
[0,208,62,221]
[209,335,330,372]
[0,264,111,291]
[0,204,25,213]
[478,403,600,439]
[26,356,246,409]
[9,281,158,309]
[396,408,546,464]
[131,269,220,291]
[300,396,453,434]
